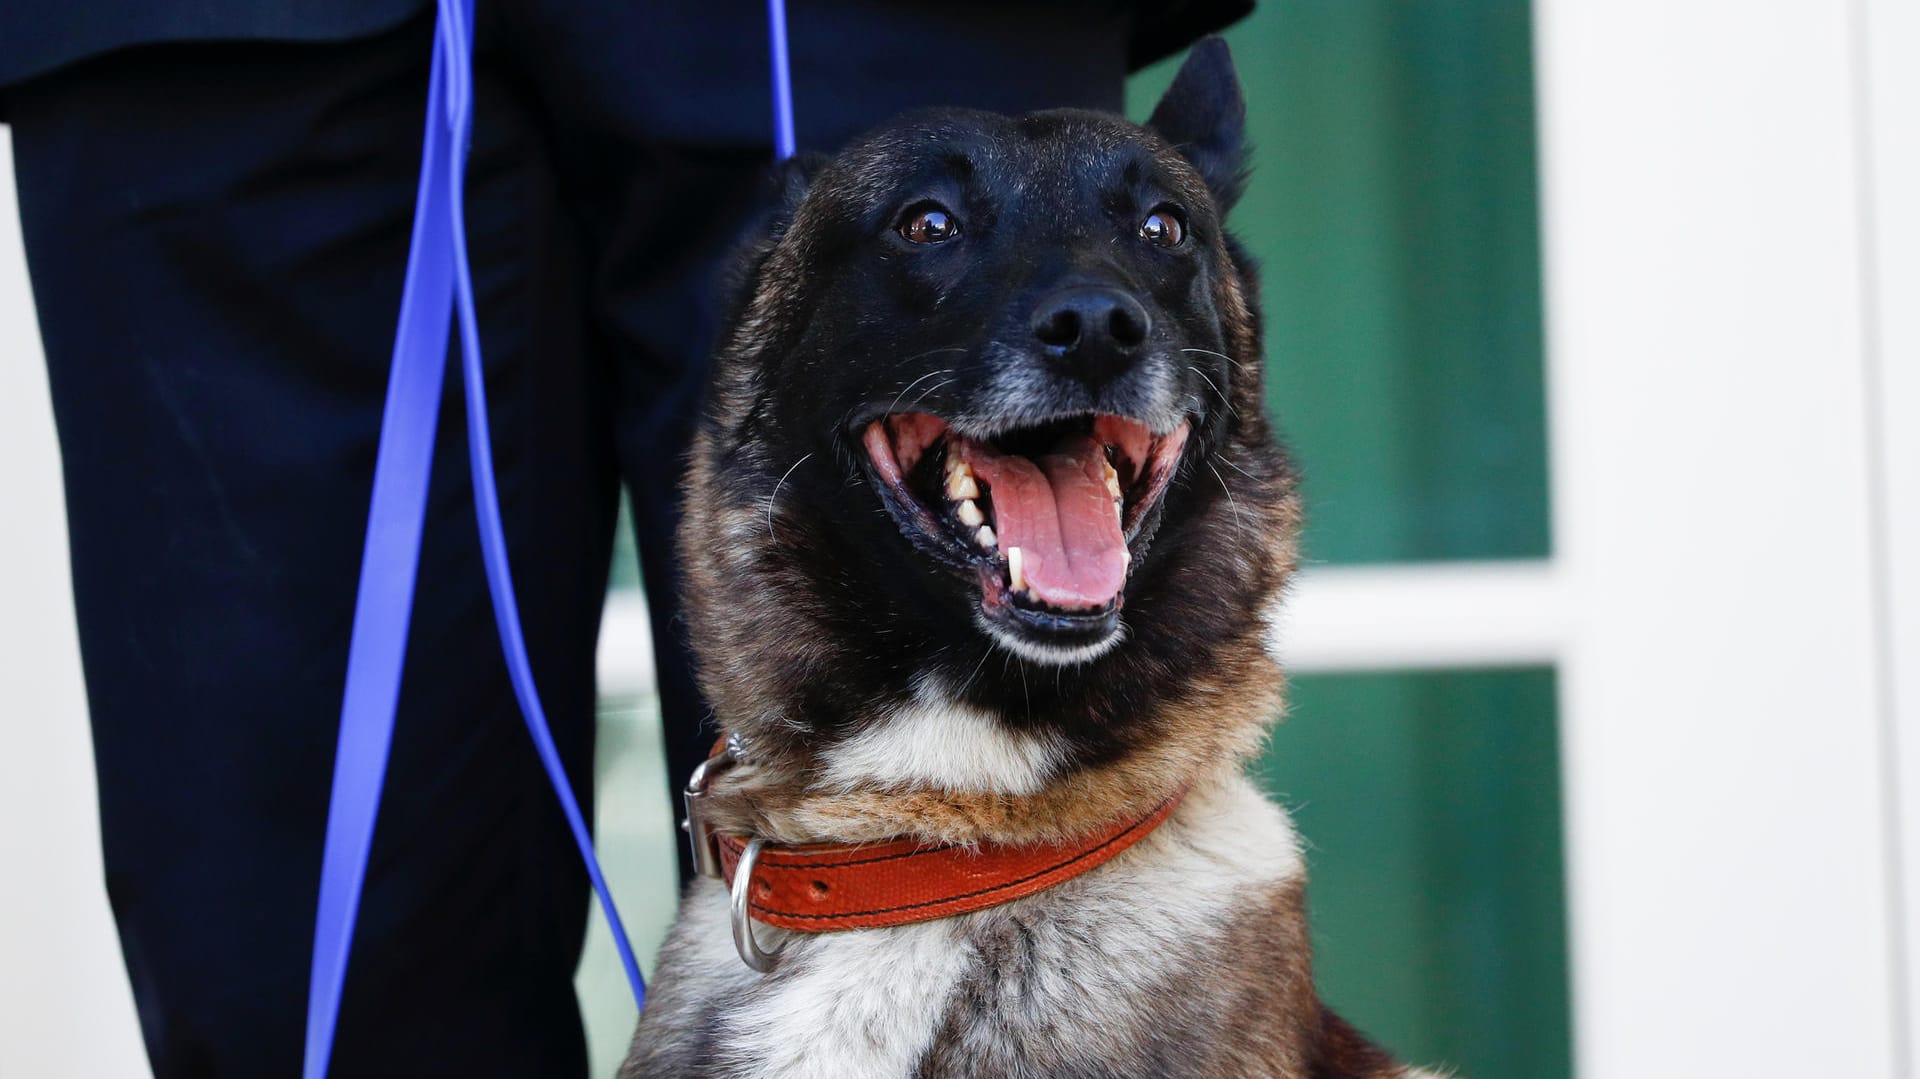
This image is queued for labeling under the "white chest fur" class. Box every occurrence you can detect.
[818,678,1067,795]
[711,916,972,1078]
[649,774,1303,1079]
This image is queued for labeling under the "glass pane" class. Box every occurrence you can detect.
[609,494,643,593]
[1260,667,1571,1079]
[1128,1,1551,564]
[577,692,680,1076]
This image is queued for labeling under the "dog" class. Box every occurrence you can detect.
[619,39,1440,1079]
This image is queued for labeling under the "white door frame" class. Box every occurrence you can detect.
[1534,0,1912,1074]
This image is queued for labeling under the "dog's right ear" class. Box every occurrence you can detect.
[1146,38,1248,211]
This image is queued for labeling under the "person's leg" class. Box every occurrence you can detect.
[502,0,1130,882]
[8,15,612,1076]
[557,147,772,889]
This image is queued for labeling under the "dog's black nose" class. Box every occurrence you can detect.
[1031,287,1152,383]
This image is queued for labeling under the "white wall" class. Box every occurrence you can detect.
[0,130,154,1077]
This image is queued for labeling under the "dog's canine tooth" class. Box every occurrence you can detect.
[1103,459,1121,499]
[1007,546,1026,592]
[976,524,998,550]
[957,500,985,527]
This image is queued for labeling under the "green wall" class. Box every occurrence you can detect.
[1268,669,1571,1078]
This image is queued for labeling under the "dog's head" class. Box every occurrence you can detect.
[683,41,1300,815]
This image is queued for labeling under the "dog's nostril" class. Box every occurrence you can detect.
[1109,306,1147,347]
[1035,308,1082,348]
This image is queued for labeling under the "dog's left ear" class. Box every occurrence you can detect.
[1146,37,1248,210]
[714,151,830,328]
[770,151,828,219]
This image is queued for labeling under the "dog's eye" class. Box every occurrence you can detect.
[1139,206,1186,248]
[899,205,960,245]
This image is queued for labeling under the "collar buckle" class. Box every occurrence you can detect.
[682,734,742,880]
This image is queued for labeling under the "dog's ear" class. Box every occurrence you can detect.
[1146,37,1248,211]
[770,151,827,220]
[711,151,831,344]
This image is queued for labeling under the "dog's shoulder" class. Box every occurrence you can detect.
[618,882,758,1079]
[1307,1006,1454,1079]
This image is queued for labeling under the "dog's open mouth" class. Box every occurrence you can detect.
[861,412,1189,654]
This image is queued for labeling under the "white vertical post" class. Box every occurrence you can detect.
[1864,0,1920,1056]
[0,133,154,1077]
[1536,2,1902,1076]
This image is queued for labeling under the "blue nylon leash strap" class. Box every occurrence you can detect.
[303,1,796,1075]
[766,0,797,161]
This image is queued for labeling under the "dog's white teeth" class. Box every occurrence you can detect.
[945,459,979,501]
[1103,459,1121,499]
[1008,546,1026,592]
[976,524,998,550]
[957,499,985,527]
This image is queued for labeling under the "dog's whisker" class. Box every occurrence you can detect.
[903,377,957,413]
[765,452,816,541]
[1180,345,1244,368]
[1187,364,1239,420]
[958,645,994,697]
[1207,460,1250,539]
[1220,455,1260,482]
[883,368,957,417]
[893,346,968,369]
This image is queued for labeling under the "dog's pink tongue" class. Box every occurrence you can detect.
[967,435,1125,609]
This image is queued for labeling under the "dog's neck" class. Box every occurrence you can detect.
[693,668,1280,850]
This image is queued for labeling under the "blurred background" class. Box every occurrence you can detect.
[4,1,1915,1077]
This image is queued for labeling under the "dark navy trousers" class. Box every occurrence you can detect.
[4,4,1125,1075]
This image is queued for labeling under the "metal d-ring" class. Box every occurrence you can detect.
[730,837,788,974]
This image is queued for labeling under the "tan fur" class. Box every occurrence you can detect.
[692,637,1284,848]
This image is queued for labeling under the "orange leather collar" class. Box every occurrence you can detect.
[710,788,1186,933]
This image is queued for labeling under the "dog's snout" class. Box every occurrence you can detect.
[1031,287,1151,383]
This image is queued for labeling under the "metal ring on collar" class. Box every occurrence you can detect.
[730,837,787,973]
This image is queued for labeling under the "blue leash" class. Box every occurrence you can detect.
[766,0,797,161]
[302,1,796,1075]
